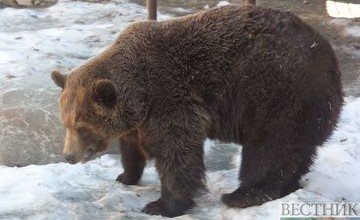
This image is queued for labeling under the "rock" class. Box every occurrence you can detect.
[0,87,118,166]
[0,0,18,7]
[0,88,63,166]
[0,0,57,8]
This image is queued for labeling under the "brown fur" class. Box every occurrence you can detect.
[52,5,343,217]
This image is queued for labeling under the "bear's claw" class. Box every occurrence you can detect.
[221,187,277,208]
[142,198,191,217]
[142,199,164,216]
[116,173,138,185]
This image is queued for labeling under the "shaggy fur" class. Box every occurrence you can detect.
[52,5,343,217]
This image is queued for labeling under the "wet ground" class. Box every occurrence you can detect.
[0,0,359,166]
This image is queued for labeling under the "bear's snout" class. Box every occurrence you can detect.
[64,153,77,164]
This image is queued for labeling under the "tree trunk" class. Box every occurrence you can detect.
[147,0,157,20]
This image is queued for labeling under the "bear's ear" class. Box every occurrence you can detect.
[51,70,67,89]
[94,80,117,108]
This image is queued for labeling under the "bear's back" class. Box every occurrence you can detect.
[125,6,339,104]
[107,6,341,131]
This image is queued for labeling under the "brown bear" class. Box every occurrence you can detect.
[51,5,343,217]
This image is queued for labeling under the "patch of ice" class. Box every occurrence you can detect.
[346,25,360,38]
[217,1,231,7]
[170,7,193,14]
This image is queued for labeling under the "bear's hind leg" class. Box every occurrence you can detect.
[117,129,146,185]
[222,141,316,208]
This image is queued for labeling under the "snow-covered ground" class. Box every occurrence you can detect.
[0,0,158,84]
[1,97,360,219]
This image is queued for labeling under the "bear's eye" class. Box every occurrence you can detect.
[77,127,90,136]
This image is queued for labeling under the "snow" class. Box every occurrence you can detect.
[346,25,360,38]
[0,0,170,86]
[216,1,231,7]
[326,0,360,18]
[1,98,360,219]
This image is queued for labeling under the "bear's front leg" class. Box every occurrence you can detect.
[142,145,205,217]
[117,129,146,185]
[141,110,207,217]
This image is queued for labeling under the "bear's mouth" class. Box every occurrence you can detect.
[81,147,96,163]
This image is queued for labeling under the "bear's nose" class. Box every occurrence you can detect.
[64,153,76,164]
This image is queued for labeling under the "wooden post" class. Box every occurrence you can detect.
[147,0,157,20]
[245,0,256,5]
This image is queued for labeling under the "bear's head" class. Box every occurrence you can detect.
[51,71,120,164]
